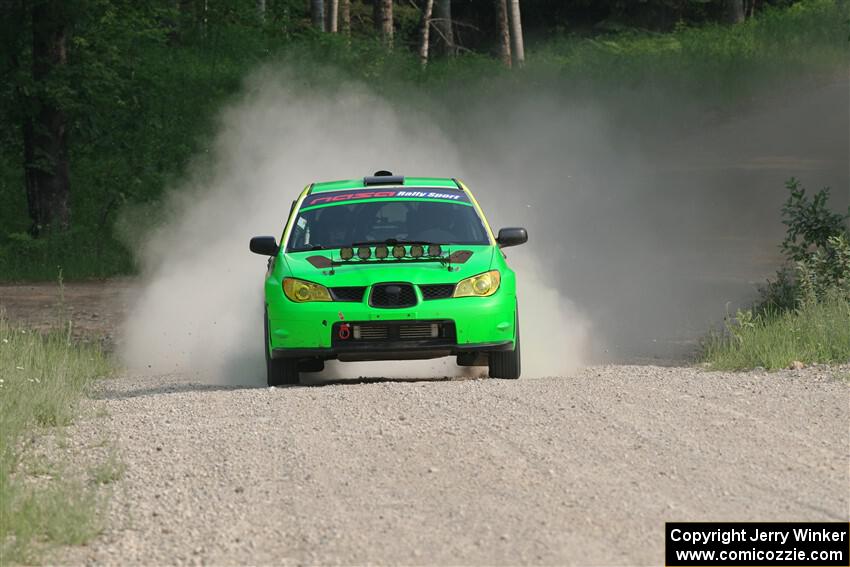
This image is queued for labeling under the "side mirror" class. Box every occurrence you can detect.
[496,227,528,248]
[250,236,279,256]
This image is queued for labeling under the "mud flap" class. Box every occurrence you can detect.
[456,352,489,366]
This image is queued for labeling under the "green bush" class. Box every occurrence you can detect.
[796,234,850,305]
[781,177,849,263]
[0,228,135,281]
[756,178,849,313]
[703,177,850,370]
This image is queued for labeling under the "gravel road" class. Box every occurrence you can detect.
[62,364,847,566]
[4,282,847,564]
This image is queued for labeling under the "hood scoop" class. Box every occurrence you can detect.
[448,250,473,264]
[306,255,333,268]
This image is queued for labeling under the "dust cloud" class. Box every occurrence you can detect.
[120,69,590,383]
[120,66,848,384]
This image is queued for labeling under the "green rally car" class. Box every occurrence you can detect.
[249,172,528,386]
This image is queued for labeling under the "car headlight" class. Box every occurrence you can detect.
[453,270,501,297]
[283,278,332,302]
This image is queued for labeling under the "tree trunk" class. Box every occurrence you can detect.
[373,0,393,49]
[257,0,266,23]
[325,0,338,32]
[341,0,351,36]
[508,0,524,68]
[311,0,325,30]
[725,0,745,23]
[434,0,454,56]
[202,0,208,37]
[495,0,511,68]
[419,0,434,67]
[26,0,71,234]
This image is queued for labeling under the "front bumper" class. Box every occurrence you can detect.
[273,340,513,361]
[266,290,517,356]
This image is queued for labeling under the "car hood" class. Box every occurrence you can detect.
[281,245,496,286]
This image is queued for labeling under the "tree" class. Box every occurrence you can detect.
[373,0,393,48]
[325,0,338,33]
[419,0,434,67]
[495,0,511,68]
[725,0,745,23]
[311,0,325,30]
[257,0,266,23]
[25,0,72,234]
[434,0,454,56]
[508,0,525,67]
[341,0,351,36]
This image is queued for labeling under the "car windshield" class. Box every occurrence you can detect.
[287,200,490,252]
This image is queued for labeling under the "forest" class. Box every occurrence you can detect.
[0,0,847,280]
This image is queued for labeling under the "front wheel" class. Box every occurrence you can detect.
[488,319,521,380]
[265,309,299,386]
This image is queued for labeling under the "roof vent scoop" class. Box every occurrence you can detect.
[364,171,404,186]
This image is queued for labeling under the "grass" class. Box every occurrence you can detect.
[2,483,101,562]
[89,452,125,486]
[701,295,850,371]
[532,0,849,100]
[0,315,112,563]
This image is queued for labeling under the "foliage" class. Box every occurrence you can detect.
[780,177,849,263]
[531,0,849,100]
[0,314,111,562]
[703,178,850,370]
[0,227,135,280]
[755,178,850,313]
[0,0,848,280]
[701,291,850,370]
[754,267,797,314]
[796,234,850,305]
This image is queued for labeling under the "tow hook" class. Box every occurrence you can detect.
[338,323,351,340]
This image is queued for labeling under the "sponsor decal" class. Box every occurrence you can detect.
[303,188,468,207]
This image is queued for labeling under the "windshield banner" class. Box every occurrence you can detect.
[303,188,470,208]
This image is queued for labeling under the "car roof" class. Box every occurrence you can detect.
[309,176,461,194]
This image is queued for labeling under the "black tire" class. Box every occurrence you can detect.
[264,309,299,386]
[488,316,521,379]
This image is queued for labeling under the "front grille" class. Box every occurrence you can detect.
[370,283,417,308]
[332,320,456,347]
[330,286,366,302]
[399,323,440,339]
[354,325,389,340]
[419,284,455,300]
